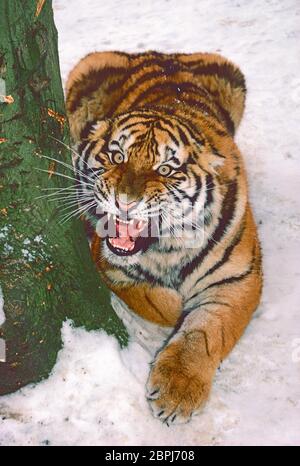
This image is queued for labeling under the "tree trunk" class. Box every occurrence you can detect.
[0,0,127,395]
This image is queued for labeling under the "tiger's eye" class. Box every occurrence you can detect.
[157,165,172,176]
[111,152,124,164]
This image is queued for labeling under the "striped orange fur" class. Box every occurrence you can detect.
[66,51,262,424]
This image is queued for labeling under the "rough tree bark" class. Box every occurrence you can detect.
[0,0,127,395]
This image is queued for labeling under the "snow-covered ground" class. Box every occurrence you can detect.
[0,0,300,446]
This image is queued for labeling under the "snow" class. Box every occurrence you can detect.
[1,0,300,446]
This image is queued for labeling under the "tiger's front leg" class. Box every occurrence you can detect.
[147,264,262,425]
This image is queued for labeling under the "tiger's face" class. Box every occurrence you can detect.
[77,111,224,258]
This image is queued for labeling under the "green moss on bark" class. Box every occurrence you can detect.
[0,0,127,395]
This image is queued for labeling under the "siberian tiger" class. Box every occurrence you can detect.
[66,51,262,424]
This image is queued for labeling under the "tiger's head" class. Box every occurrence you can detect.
[76,110,229,258]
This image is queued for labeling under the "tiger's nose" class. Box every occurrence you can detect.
[117,194,138,211]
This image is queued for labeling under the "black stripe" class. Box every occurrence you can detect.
[190,151,211,176]
[168,155,181,167]
[136,87,234,137]
[211,147,226,159]
[94,153,107,164]
[77,139,90,154]
[193,62,246,93]
[134,80,231,134]
[176,125,189,146]
[172,172,186,181]
[165,184,182,203]
[108,70,169,116]
[134,265,165,287]
[191,219,246,292]
[155,122,180,147]
[133,80,208,109]
[107,56,183,96]
[201,250,255,293]
[118,111,183,150]
[144,294,171,324]
[183,300,231,314]
[117,112,158,127]
[180,98,225,125]
[179,179,238,281]
[211,127,229,138]
[69,66,126,113]
[146,80,212,106]
[80,139,97,157]
[204,174,214,209]
[177,81,211,100]
[111,264,143,283]
[172,176,202,204]
[81,141,98,168]
[147,105,206,148]
[109,57,203,116]
[80,120,98,139]
[211,99,235,135]
[120,120,154,132]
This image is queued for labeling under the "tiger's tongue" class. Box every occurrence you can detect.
[113,219,145,250]
[111,236,135,250]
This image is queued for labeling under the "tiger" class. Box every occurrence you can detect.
[65,51,262,425]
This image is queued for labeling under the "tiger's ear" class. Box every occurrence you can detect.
[65,52,129,142]
[67,102,91,142]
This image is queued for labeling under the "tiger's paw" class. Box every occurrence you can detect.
[146,339,213,425]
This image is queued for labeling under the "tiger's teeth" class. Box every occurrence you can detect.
[108,237,134,252]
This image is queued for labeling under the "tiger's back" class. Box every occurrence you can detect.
[66,51,246,141]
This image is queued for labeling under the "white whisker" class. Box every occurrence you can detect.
[49,136,94,170]
[59,200,96,224]
[59,198,94,212]
[38,153,96,185]
[34,167,94,187]
[36,189,93,201]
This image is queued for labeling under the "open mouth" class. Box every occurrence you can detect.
[106,215,152,256]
